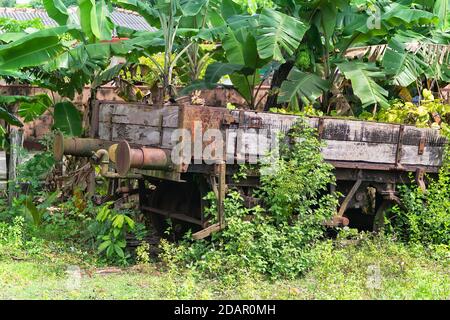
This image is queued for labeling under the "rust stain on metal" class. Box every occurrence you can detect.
[53,132,115,161]
[418,136,426,155]
[115,140,171,176]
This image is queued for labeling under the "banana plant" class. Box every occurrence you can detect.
[181,1,308,109]
[113,0,209,101]
[268,0,449,115]
[0,0,156,139]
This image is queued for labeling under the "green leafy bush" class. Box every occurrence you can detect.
[0,216,45,259]
[387,158,450,246]
[16,149,55,194]
[160,119,338,280]
[0,17,44,33]
[89,203,135,265]
[359,90,450,137]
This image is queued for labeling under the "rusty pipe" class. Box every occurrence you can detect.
[93,149,110,176]
[53,132,115,161]
[115,140,171,176]
[93,148,142,179]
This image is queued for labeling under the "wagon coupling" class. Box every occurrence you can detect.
[115,140,172,176]
[53,132,115,161]
[92,148,142,179]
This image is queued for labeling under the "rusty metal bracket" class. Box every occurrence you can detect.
[318,118,325,140]
[418,136,425,155]
[380,183,401,204]
[221,113,236,128]
[248,116,263,129]
[415,168,426,193]
[395,125,405,169]
[158,113,164,146]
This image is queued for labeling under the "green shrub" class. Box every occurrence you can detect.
[0,216,25,249]
[387,160,450,246]
[88,202,135,265]
[358,90,450,137]
[135,241,151,265]
[0,17,44,33]
[0,216,45,259]
[160,119,338,280]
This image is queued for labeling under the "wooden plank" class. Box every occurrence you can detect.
[226,128,275,159]
[98,104,115,122]
[96,103,447,171]
[320,140,397,163]
[110,124,176,148]
[321,119,399,144]
[402,126,447,146]
[98,122,113,141]
[110,105,179,127]
[192,223,225,240]
[237,111,446,147]
[400,145,444,166]
[233,110,306,133]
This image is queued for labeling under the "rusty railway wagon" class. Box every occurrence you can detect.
[54,101,448,239]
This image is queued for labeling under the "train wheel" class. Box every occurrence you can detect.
[143,175,209,239]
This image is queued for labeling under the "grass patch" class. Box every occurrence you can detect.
[0,232,448,300]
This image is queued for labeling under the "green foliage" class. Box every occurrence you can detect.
[300,234,450,299]
[0,231,448,299]
[0,216,25,251]
[43,0,70,26]
[8,149,57,226]
[21,192,59,226]
[160,118,338,280]
[278,67,329,105]
[0,17,44,33]
[0,0,15,7]
[0,214,50,260]
[359,90,450,137]
[0,94,52,133]
[337,62,390,109]
[121,54,183,88]
[135,241,151,265]
[257,8,308,62]
[258,119,338,224]
[91,203,135,265]
[0,26,73,71]
[53,101,83,137]
[18,94,53,122]
[16,149,55,194]
[387,163,450,246]
[37,194,97,243]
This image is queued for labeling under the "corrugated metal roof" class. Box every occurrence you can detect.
[0,7,154,32]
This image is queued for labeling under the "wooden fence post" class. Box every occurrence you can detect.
[8,127,24,206]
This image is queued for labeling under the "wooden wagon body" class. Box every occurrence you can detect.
[85,101,447,236]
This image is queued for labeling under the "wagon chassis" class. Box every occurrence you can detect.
[54,101,447,239]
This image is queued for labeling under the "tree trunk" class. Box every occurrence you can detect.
[263,61,294,111]
[8,127,24,206]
